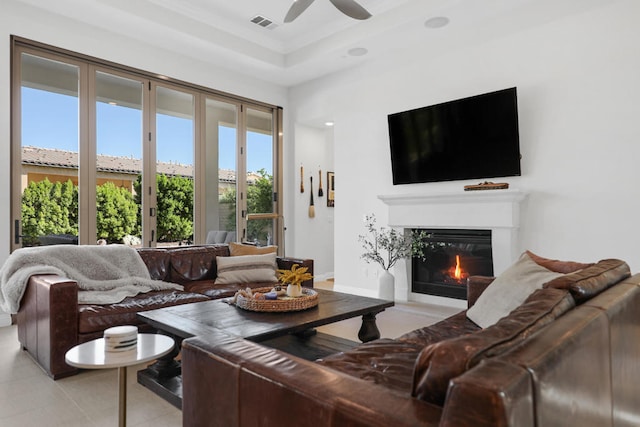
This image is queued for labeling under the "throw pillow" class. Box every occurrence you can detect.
[466,252,563,328]
[214,253,277,285]
[228,242,277,256]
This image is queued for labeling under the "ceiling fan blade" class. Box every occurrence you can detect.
[284,0,316,23]
[329,0,372,20]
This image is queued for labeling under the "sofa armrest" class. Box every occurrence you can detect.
[441,359,534,427]
[182,333,443,427]
[277,257,314,287]
[16,274,79,379]
[467,276,495,309]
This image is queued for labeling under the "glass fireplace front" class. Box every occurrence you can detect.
[412,229,493,300]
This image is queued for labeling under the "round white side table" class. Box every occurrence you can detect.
[65,333,174,427]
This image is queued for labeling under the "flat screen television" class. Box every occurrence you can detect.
[388,87,521,185]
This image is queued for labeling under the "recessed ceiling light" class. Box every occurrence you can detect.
[348,47,368,57]
[325,121,335,127]
[424,16,450,29]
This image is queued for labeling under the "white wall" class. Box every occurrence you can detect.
[286,124,335,280]
[289,0,640,297]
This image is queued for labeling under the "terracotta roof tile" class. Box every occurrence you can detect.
[21,146,240,182]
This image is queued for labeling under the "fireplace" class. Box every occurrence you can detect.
[412,229,493,300]
[378,189,526,305]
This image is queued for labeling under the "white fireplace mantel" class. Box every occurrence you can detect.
[378,190,527,231]
[379,189,528,305]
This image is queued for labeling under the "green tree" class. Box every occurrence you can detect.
[21,178,78,245]
[134,174,194,243]
[96,182,140,243]
[220,169,273,244]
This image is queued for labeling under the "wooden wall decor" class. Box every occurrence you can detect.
[327,171,335,207]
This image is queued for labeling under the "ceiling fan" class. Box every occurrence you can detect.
[284,0,372,23]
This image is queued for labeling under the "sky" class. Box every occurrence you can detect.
[21,87,273,174]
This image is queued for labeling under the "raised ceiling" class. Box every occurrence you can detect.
[14,0,612,87]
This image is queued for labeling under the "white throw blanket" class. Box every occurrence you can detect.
[0,245,183,313]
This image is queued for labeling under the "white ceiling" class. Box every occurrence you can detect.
[14,0,612,87]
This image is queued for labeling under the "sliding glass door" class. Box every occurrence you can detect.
[11,39,282,252]
[244,107,277,246]
[205,97,239,243]
[152,85,195,246]
[94,70,144,245]
[15,53,81,247]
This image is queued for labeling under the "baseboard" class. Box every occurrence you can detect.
[0,313,12,327]
[313,272,334,282]
[408,293,466,310]
[332,284,379,298]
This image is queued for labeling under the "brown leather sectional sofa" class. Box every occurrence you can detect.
[15,244,313,379]
[181,259,640,427]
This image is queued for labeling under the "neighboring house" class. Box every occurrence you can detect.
[21,146,259,195]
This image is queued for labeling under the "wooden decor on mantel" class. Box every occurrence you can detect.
[464,181,509,191]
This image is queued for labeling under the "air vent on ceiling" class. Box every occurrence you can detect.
[251,15,279,30]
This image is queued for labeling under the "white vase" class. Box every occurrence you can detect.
[378,270,395,301]
[286,284,303,297]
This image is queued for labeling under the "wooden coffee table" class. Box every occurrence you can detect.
[136,288,393,408]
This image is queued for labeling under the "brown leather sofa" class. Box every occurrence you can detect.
[181,259,640,427]
[15,244,313,379]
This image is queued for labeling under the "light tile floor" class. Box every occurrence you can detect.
[0,284,460,427]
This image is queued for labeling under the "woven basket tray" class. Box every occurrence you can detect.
[233,287,318,312]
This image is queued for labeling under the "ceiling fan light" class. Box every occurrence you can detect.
[285,0,371,23]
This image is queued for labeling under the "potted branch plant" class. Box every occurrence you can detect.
[359,214,427,300]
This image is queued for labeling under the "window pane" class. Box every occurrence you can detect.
[205,98,238,244]
[246,108,274,246]
[20,54,79,246]
[156,86,194,245]
[95,71,143,245]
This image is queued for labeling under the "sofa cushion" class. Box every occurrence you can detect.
[467,252,563,328]
[78,290,210,334]
[229,242,277,256]
[317,339,427,394]
[168,245,229,285]
[136,248,170,281]
[412,287,575,406]
[317,311,480,394]
[525,250,594,273]
[398,311,481,346]
[184,280,277,299]
[214,253,278,285]
[543,259,630,304]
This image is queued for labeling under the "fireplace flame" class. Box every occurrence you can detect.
[446,255,467,283]
[454,255,462,280]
